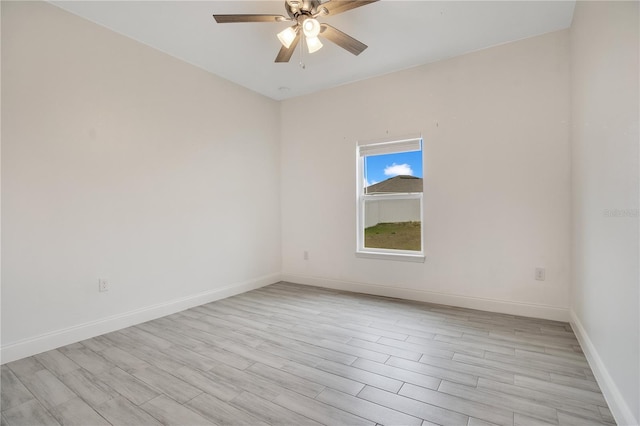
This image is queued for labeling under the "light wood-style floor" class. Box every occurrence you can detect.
[1,282,614,426]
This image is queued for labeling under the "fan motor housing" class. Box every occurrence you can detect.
[285,0,321,18]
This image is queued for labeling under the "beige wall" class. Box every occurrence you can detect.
[570,2,639,424]
[1,1,281,360]
[281,30,571,320]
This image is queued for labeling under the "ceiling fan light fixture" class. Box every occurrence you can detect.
[306,36,323,53]
[213,0,377,63]
[302,18,321,38]
[277,26,298,48]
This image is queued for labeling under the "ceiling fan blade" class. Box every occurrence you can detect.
[320,0,378,16]
[213,14,289,23]
[320,24,368,56]
[275,33,301,63]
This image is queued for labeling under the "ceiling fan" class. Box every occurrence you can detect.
[213,0,378,63]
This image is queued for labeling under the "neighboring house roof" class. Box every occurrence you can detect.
[366,175,423,194]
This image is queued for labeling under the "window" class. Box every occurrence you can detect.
[356,136,424,262]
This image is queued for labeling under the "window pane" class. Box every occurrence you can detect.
[364,198,421,251]
[364,150,423,194]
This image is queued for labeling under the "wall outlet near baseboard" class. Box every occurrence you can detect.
[98,279,109,292]
[535,267,546,281]
[303,251,309,261]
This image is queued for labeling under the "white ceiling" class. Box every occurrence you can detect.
[51,1,576,100]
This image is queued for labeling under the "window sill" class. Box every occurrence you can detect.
[355,251,425,263]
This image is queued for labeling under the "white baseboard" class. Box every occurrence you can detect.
[570,310,638,426]
[1,273,280,364]
[281,273,570,322]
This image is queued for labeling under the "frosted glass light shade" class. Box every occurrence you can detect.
[277,26,297,48]
[302,18,320,38]
[306,36,323,53]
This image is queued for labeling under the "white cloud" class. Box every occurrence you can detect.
[384,163,413,177]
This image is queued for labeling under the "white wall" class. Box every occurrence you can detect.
[569,2,639,425]
[281,30,571,320]
[1,1,281,362]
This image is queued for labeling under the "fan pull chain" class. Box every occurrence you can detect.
[299,34,306,69]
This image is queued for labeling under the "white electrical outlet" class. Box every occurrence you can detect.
[98,279,109,292]
[535,267,546,281]
[303,251,309,260]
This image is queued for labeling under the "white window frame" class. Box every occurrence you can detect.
[356,135,425,262]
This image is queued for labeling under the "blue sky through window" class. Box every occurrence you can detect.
[364,150,423,187]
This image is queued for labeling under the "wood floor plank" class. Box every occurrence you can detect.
[357,385,469,426]
[386,356,479,387]
[103,332,186,373]
[49,397,110,426]
[548,373,603,393]
[2,399,60,426]
[141,395,214,426]
[274,389,376,426]
[347,337,429,361]
[18,369,76,410]
[598,406,615,424]
[94,367,159,406]
[59,368,116,408]
[315,358,404,393]
[154,344,219,372]
[430,334,516,356]
[119,326,173,349]
[438,380,558,424]
[95,396,163,426]
[477,377,603,420]
[514,376,607,406]
[370,322,438,341]
[515,349,589,369]
[381,336,485,358]
[0,367,34,411]
[452,352,552,381]
[207,337,287,370]
[514,412,557,426]
[204,361,299,401]
[34,350,80,377]
[179,315,265,348]
[264,338,362,366]
[557,410,613,426]
[418,353,514,384]
[57,346,114,375]
[263,326,390,363]
[136,320,211,351]
[99,346,152,373]
[6,358,45,378]
[316,387,423,426]
[437,332,545,354]
[132,366,202,404]
[468,418,501,426]
[398,383,514,426]
[230,391,323,426]
[246,362,326,398]
[352,358,442,390]
[278,358,366,396]
[186,392,270,426]
[254,341,330,367]
[80,336,113,353]
[173,366,243,402]
[486,352,587,379]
